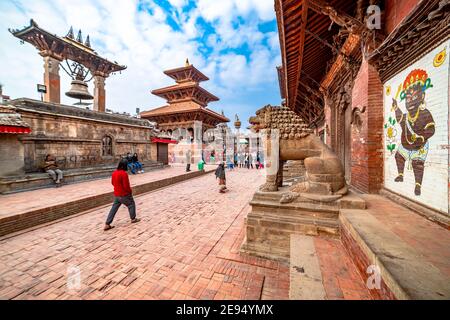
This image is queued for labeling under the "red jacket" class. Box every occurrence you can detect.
[111,170,132,197]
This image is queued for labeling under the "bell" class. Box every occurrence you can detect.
[65,79,93,100]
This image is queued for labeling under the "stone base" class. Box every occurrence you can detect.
[340,209,450,300]
[240,188,366,262]
[0,161,164,194]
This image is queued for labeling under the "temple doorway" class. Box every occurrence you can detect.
[157,143,168,165]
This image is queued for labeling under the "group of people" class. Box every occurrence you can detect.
[125,152,144,174]
[233,152,264,170]
[41,150,260,231]
[41,152,144,188]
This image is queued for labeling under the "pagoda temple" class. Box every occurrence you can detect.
[140,59,229,136]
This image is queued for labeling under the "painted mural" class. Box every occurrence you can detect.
[383,39,449,214]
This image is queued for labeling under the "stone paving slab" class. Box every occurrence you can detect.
[0,168,291,300]
[340,206,450,300]
[360,194,450,280]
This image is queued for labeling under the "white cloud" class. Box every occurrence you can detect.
[0,0,280,122]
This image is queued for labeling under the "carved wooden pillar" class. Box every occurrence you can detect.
[43,55,62,103]
[93,74,106,112]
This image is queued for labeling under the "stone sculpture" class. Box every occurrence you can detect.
[249,105,347,203]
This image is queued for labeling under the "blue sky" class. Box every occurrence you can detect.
[0,0,281,128]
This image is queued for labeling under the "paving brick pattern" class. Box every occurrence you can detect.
[0,166,213,219]
[0,168,290,300]
[314,237,373,300]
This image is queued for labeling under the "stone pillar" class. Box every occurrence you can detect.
[43,56,61,103]
[93,74,106,112]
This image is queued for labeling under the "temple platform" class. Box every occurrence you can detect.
[241,188,366,261]
[0,161,165,195]
[242,189,450,299]
[0,165,215,238]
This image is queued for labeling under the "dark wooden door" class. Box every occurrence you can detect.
[157,143,168,165]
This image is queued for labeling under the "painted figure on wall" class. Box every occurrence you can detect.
[391,69,435,196]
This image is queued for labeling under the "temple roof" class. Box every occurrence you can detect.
[140,103,229,124]
[142,61,226,127]
[164,64,209,83]
[0,105,31,134]
[275,0,359,125]
[9,19,126,76]
[151,82,219,107]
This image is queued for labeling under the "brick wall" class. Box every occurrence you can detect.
[350,59,384,193]
[382,39,449,214]
[384,0,420,35]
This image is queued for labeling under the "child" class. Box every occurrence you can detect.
[215,162,227,193]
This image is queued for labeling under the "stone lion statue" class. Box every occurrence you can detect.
[249,105,348,203]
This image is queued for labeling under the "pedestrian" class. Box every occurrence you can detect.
[104,159,140,231]
[249,153,254,169]
[126,152,136,174]
[215,162,227,193]
[245,153,249,169]
[42,154,64,186]
[239,152,244,168]
[186,149,192,172]
[197,158,205,171]
[132,153,144,173]
[210,150,215,164]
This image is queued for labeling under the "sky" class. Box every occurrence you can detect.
[0,0,282,128]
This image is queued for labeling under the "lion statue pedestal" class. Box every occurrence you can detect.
[240,105,365,262]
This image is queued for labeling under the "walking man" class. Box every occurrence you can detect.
[186,148,192,172]
[104,159,140,231]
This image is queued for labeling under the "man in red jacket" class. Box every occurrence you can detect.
[104,159,140,231]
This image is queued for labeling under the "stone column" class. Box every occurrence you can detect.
[43,55,61,103]
[93,74,107,112]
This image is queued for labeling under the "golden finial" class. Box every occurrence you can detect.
[185,58,190,67]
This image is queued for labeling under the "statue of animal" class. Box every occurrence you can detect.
[249,105,347,202]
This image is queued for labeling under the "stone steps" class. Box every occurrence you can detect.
[289,234,326,299]
[340,209,450,300]
[242,191,366,262]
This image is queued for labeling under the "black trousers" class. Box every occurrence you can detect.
[186,163,191,172]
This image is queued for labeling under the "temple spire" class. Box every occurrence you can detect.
[85,35,91,48]
[77,29,82,43]
[66,26,74,39]
[185,58,190,67]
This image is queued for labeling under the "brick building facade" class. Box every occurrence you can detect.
[275,0,449,216]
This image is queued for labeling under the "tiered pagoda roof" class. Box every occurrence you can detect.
[141,60,228,128]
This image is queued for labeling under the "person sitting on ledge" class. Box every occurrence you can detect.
[42,154,63,187]
[126,152,136,174]
[132,153,144,174]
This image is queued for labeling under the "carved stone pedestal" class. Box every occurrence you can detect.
[240,188,366,262]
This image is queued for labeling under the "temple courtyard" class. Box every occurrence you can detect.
[0,168,380,300]
[0,167,448,300]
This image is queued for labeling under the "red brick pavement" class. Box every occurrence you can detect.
[314,238,372,300]
[0,166,214,220]
[0,168,290,300]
